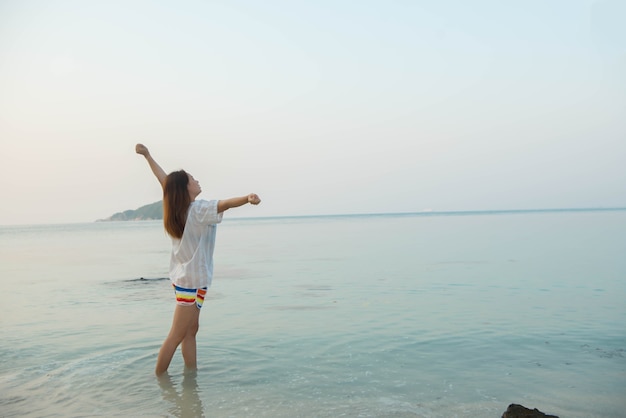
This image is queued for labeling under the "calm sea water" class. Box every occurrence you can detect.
[1,210,625,418]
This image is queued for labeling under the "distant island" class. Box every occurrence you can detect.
[98,201,162,221]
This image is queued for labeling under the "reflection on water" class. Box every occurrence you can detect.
[158,369,204,418]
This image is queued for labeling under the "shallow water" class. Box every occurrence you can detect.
[1,210,625,417]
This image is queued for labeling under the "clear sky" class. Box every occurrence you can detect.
[1,0,624,225]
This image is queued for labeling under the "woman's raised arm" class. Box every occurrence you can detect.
[136,143,167,189]
[217,193,261,213]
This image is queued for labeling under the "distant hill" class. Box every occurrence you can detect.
[98,201,162,221]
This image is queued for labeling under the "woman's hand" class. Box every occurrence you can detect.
[135,143,150,157]
[247,194,261,205]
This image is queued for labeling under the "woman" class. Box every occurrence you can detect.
[136,144,261,375]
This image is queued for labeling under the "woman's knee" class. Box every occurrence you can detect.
[188,320,200,337]
[167,326,188,345]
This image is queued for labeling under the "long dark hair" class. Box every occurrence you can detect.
[163,170,191,239]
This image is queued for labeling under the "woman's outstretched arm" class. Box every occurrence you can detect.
[218,194,261,213]
[136,144,167,188]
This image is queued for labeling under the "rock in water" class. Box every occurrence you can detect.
[502,404,559,418]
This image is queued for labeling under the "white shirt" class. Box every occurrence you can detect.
[169,199,223,289]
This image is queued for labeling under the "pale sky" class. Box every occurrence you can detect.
[1,0,624,225]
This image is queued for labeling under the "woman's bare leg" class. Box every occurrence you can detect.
[181,308,200,369]
[155,304,200,376]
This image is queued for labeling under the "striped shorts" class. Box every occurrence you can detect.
[172,284,207,309]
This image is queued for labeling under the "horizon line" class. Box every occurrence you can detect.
[1,206,625,228]
[227,206,626,221]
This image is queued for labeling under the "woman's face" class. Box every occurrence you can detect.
[187,173,201,200]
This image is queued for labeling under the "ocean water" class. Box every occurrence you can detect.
[1,210,625,418]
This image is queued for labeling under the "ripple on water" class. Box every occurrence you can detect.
[0,344,165,417]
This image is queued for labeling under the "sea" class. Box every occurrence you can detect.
[1,209,625,418]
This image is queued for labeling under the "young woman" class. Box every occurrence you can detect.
[136,143,261,375]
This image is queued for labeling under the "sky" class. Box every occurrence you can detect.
[0,0,624,225]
